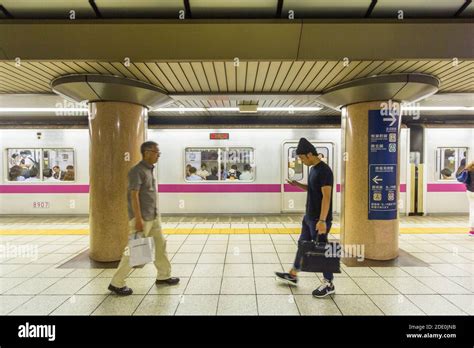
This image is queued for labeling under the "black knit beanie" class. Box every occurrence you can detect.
[296,137,318,156]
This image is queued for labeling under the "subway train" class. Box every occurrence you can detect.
[0,127,472,216]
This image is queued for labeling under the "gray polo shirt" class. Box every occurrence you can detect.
[127,160,158,221]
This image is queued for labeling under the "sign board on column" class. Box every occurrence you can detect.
[368,108,400,220]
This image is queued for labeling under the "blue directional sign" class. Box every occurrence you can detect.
[368,108,400,220]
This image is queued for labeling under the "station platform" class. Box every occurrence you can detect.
[0,214,472,316]
[0,214,470,235]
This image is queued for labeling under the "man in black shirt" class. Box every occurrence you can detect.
[276,138,335,298]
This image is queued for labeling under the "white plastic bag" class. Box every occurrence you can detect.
[128,232,155,267]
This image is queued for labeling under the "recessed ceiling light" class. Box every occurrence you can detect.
[0,108,88,112]
[152,106,323,112]
[402,106,474,111]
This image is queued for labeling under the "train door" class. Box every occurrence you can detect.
[281,141,334,213]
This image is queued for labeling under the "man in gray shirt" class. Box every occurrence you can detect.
[109,141,179,296]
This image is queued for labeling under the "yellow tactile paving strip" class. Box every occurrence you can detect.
[0,227,468,235]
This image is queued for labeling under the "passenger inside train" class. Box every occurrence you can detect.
[196,163,210,179]
[206,167,219,180]
[187,167,203,181]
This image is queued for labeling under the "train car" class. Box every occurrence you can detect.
[0,127,413,216]
[423,127,474,214]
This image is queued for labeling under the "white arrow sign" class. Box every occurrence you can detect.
[372,176,383,184]
[382,113,397,127]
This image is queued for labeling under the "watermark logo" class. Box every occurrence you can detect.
[18,322,56,342]
[324,243,365,262]
[0,243,38,261]
[224,149,255,165]
[55,100,88,116]
[380,99,421,120]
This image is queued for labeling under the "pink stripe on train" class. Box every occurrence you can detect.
[158,184,281,193]
[0,185,89,194]
[0,183,408,194]
[427,183,466,192]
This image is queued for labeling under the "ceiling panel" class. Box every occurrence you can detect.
[96,0,182,18]
[2,0,96,19]
[282,0,370,18]
[0,60,473,96]
[190,0,277,18]
[0,0,470,19]
[372,0,465,18]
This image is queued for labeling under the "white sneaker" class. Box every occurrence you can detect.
[312,279,335,298]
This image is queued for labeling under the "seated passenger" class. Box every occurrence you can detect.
[24,167,40,182]
[230,164,241,179]
[227,168,239,180]
[43,168,59,182]
[9,165,25,181]
[63,165,75,181]
[196,163,210,179]
[239,164,253,181]
[185,164,192,178]
[206,167,219,180]
[441,168,453,180]
[52,165,64,180]
[187,167,203,181]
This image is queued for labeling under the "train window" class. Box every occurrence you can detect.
[288,147,303,180]
[223,147,255,181]
[42,149,75,182]
[289,146,330,180]
[7,149,42,182]
[437,147,468,181]
[6,148,75,182]
[316,147,330,164]
[185,147,255,182]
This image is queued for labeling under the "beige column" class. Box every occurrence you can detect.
[341,101,400,260]
[88,102,147,262]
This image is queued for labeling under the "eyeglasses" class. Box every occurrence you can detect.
[146,150,161,154]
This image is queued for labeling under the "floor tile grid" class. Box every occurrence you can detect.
[1,234,472,316]
[155,233,211,316]
[342,266,472,315]
[5,280,74,315]
[3,259,109,314]
[1,241,119,315]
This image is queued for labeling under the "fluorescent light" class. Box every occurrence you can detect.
[153,107,206,112]
[258,107,322,111]
[402,106,474,111]
[0,108,88,112]
[152,106,323,112]
[208,107,240,111]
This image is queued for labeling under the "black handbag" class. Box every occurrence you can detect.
[299,236,341,273]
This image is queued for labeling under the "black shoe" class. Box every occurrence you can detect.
[156,277,180,285]
[312,280,335,298]
[108,284,133,296]
[275,272,298,286]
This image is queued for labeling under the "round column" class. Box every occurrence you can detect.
[317,73,439,261]
[52,74,172,262]
[89,102,146,261]
[342,101,400,260]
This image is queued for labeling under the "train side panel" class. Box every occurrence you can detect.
[424,128,473,214]
[0,129,90,214]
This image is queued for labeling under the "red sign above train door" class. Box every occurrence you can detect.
[210,133,229,140]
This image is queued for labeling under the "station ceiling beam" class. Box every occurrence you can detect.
[0,20,472,61]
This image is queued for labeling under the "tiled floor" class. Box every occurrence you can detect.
[0,232,473,316]
[0,214,470,230]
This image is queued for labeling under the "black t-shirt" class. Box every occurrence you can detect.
[306,161,334,221]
